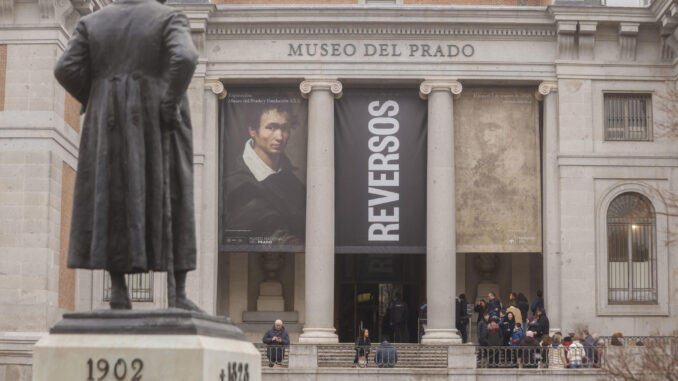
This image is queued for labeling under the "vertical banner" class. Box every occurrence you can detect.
[219,89,307,252]
[335,89,427,253]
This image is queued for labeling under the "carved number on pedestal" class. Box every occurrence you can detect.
[219,363,249,381]
[87,358,143,380]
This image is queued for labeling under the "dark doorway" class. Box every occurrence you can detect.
[335,254,425,343]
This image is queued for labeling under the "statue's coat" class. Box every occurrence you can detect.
[55,0,198,273]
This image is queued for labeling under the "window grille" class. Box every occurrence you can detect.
[103,272,154,302]
[607,192,657,304]
[604,94,652,141]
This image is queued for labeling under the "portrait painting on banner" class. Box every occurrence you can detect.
[220,89,308,252]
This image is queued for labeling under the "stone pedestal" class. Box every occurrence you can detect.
[257,281,285,311]
[33,310,261,381]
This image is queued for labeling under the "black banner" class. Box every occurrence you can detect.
[219,89,307,252]
[335,89,427,254]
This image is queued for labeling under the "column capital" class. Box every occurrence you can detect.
[419,80,462,100]
[205,79,227,99]
[300,79,342,99]
[535,80,558,100]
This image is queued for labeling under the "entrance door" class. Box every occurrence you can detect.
[335,254,425,343]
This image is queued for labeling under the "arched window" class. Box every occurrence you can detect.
[607,192,657,304]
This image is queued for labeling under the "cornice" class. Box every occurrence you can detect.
[207,23,556,40]
[210,5,553,26]
[548,5,655,23]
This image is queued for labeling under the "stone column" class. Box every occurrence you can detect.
[419,80,462,345]
[538,81,561,333]
[298,79,342,343]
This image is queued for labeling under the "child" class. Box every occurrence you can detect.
[510,322,524,346]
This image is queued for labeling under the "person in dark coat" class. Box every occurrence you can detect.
[487,292,501,320]
[500,311,516,346]
[54,0,199,310]
[389,293,409,342]
[374,341,398,368]
[223,104,306,246]
[354,328,372,366]
[531,290,544,315]
[262,319,290,367]
[518,330,540,368]
[534,307,550,341]
[455,294,470,343]
[516,293,530,327]
[474,299,487,324]
[477,312,490,346]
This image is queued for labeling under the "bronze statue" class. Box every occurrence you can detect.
[54,0,201,311]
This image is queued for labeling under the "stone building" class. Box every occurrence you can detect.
[1,0,677,377]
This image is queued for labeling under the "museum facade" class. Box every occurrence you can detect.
[1,0,677,366]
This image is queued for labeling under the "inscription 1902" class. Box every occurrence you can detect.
[86,358,143,381]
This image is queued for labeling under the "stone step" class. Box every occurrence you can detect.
[254,344,450,368]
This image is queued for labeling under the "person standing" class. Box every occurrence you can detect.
[455,294,470,344]
[500,311,516,346]
[506,301,523,329]
[516,293,530,327]
[389,293,409,342]
[487,292,501,321]
[534,307,550,341]
[531,290,544,316]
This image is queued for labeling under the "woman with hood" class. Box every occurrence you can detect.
[500,311,516,346]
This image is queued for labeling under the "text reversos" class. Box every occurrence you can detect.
[368,100,400,242]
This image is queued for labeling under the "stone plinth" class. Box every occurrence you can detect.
[33,310,261,381]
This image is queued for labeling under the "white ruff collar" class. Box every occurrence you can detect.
[243,138,281,182]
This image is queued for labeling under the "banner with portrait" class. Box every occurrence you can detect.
[335,89,427,253]
[219,89,307,252]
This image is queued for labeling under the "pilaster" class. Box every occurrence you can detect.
[539,80,561,334]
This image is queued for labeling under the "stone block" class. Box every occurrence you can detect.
[33,334,261,381]
[35,311,261,381]
[448,345,476,369]
[257,296,284,312]
[259,281,282,296]
[288,344,317,369]
[242,311,299,323]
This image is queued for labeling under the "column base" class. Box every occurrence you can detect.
[298,328,338,344]
[421,329,462,344]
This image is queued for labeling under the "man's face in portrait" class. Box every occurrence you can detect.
[249,108,291,162]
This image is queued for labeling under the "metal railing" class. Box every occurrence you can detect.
[255,336,676,370]
[476,346,604,369]
[103,272,154,302]
[255,344,289,367]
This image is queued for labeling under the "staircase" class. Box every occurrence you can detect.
[255,343,449,368]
